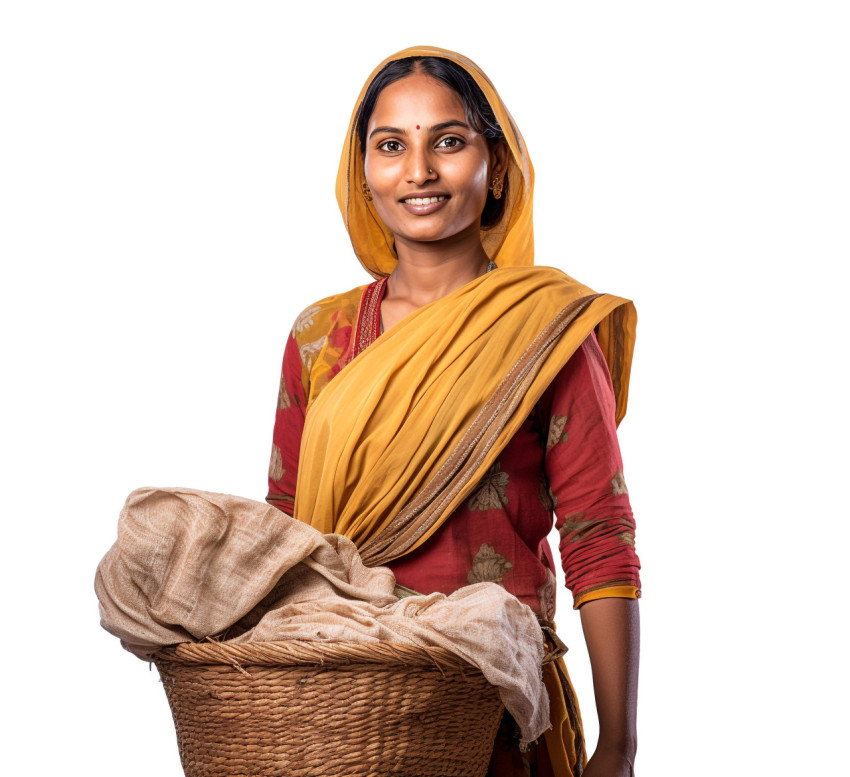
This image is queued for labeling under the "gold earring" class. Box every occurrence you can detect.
[362,182,373,201]
[489,175,503,200]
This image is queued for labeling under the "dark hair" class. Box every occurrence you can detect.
[355,56,508,229]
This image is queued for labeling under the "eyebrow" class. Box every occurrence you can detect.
[368,120,472,140]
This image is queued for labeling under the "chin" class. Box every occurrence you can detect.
[399,219,479,245]
[400,230,456,245]
[392,222,450,242]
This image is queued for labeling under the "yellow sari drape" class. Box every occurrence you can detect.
[295,46,637,777]
[294,267,635,564]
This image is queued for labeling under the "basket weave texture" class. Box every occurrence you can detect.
[154,640,505,777]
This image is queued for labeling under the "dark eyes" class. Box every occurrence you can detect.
[436,136,463,149]
[376,136,465,153]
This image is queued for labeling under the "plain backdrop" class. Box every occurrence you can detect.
[2,1,848,774]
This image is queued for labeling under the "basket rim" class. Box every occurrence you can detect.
[152,639,482,669]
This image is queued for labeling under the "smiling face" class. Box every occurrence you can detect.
[363,71,504,248]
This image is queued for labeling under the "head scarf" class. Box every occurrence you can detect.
[336,45,534,278]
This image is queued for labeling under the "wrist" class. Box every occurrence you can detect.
[596,732,637,762]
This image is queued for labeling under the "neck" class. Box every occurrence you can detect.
[388,224,491,307]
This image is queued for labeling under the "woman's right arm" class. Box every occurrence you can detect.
[266,331,309,516]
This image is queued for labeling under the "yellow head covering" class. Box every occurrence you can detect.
[336,45,535,278]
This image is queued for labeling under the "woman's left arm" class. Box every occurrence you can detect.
[579,597,640,777]
[541,332,642,775]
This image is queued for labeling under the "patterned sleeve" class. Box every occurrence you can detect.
[540,332,642,609]
[266,330,310,515]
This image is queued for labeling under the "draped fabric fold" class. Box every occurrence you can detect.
[294,45,638,777]
[293,266,636,567]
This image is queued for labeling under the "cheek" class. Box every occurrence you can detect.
[362,154,378,193]
[458,150,490,188]
[457,160,491,211]
[469,164,489,197]
[363,162,400,228]
[364,155,395,193]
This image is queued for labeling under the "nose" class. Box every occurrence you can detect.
[405,142,436,185]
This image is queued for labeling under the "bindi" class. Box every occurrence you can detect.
[416,125,420,130]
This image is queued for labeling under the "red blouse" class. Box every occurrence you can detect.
[267,280,641,614]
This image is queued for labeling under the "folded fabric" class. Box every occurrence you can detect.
[95,486,549,745]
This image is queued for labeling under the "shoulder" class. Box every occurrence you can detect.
[560,332,616,398]
[503,265,598,294]
[536,332,615,419]
[290,283,370,347]
[288,282,378,400]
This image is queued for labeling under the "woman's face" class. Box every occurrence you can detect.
[364,72,504,247]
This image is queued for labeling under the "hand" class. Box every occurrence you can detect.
[581,747,634,777]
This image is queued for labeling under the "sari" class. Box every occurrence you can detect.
[269,46,639,777]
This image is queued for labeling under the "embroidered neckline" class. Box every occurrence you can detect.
[353,277,387,358]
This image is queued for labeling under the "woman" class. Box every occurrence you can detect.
[267,46,641,777]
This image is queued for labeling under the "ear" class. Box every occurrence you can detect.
[489,140,509,178]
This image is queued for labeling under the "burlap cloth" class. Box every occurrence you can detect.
[95,486,549,745]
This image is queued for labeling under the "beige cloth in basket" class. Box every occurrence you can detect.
[95,486,549,745]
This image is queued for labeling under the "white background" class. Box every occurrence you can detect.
[2,1,848,774]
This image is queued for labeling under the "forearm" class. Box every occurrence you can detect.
[579,597,640,760]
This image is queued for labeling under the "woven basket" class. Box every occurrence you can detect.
[153,640,506,777]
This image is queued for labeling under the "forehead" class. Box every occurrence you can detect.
[369,73,467,128]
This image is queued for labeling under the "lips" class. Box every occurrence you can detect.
[399,192,450,216]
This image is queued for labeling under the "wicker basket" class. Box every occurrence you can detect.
[153,640,506,777]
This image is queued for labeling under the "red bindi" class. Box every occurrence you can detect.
[416,124,420,130]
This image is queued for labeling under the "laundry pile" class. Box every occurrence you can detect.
[95,486,550,745]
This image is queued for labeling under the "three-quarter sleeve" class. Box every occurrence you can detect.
[540,332,642,609]
[266,331,309,515]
